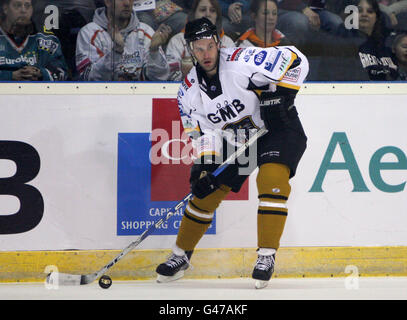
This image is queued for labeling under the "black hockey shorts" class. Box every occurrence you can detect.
[214,115,307,193]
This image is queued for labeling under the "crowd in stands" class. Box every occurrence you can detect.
[0,0,406,81]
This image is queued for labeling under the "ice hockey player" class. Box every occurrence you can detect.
[156,17,309,289]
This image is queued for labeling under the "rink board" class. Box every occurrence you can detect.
[1,246,407,283]
[0,82,406,281]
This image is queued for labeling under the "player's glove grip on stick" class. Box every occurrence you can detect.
[190,156,221,199]
[191,171,219,199]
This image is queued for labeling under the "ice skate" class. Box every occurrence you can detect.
[156,248,193,283]
[252,249,276,289]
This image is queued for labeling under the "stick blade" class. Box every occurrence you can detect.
[46,272,82,286]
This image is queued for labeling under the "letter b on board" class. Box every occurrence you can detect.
[0,141,44,234]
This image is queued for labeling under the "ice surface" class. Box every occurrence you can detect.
[1,277,407,300]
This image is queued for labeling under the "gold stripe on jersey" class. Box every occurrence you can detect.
[184,126,201,134]
[197,151,221,158]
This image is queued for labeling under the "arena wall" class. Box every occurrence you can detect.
[0,82,406,282]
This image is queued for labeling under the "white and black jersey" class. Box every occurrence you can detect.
[177,45,309,158]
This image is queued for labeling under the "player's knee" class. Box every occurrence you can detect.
[185,185,231,222]
[257,163,291,200]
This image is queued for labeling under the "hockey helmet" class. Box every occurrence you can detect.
[184,17,219,46]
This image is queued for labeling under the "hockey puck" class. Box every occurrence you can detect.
[98,275,112,289]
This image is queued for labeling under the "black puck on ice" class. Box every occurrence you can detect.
[98,275,112,289]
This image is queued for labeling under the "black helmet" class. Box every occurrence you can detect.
[184,17,219,44]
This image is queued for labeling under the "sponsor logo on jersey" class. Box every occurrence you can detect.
[121,50,142,66]
[227,48,243,62]
[254,50,267,65]
[283,67,301,82]
[278,52,291,73]
[243,48,256,62]
[207,99,245,124]
[0,54,37,65]
[37,38,58,55]
[263,51,281,73]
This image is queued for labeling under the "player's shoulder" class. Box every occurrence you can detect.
[178,67,198,102]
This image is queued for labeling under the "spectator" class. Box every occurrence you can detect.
[165,0,234,81]
[236,0,291,47]
[76,0,170,81]
[32,0,97,79]
[218,0,252,40]
[276,0,343,47]
[136,0,188,39]
[355,0,398,80]
[0,0,68,81]
[392,32,407,79]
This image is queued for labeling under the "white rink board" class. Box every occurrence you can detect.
[0,90,406,250]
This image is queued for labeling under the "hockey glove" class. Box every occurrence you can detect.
[191,170,220,199]
[259,91,297,132]
[190,156,221,199]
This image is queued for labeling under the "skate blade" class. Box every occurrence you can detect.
[254,280,269,289]
[156,270,185,283]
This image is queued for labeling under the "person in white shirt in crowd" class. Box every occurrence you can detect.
[165,0,235,81]
[76,0,170,81]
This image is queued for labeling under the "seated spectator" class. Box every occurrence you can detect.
[76,0,170,81]
[0,0,68,81]
[276,0,343,47]
[355,0,398,80]
[165,0,234,81]
[392,32,407,79]
[236,0,291,47]
[136,0,188,39]
[219,0,253,41]
[32,0,97,80]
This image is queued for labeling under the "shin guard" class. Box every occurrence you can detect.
[256,163,291,249]
[176,185,231,251]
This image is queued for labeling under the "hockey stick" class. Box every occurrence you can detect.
[46,126,268,286]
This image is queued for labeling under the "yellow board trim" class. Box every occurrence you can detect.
[1,246,407,283]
